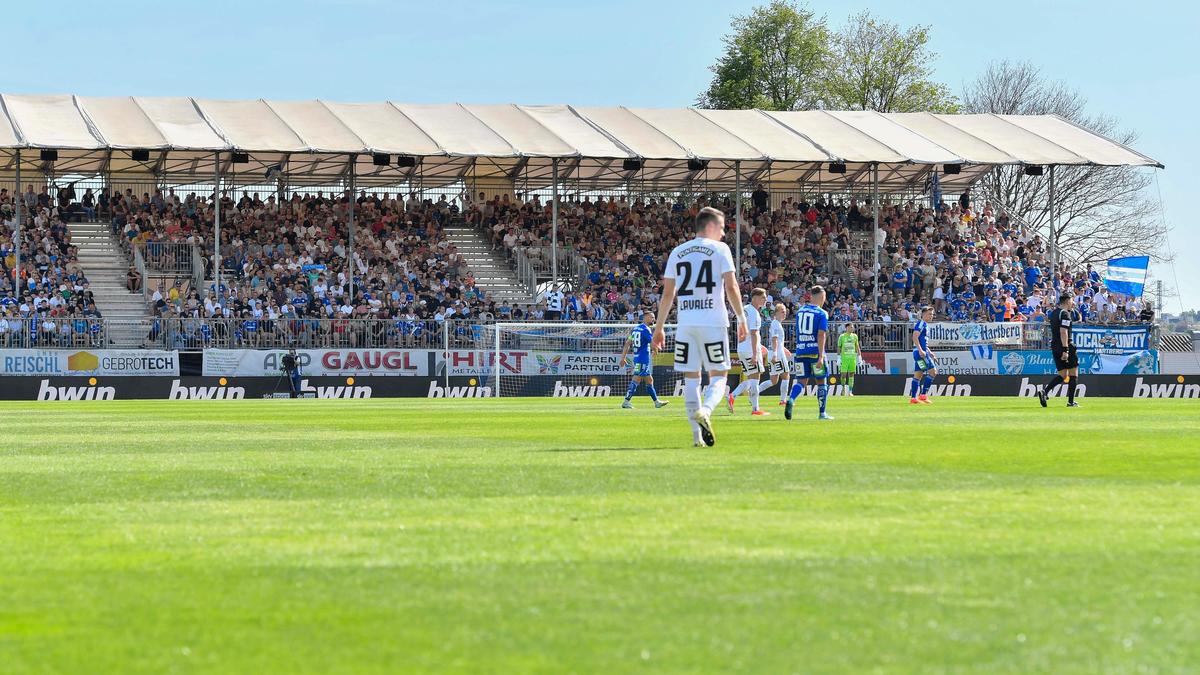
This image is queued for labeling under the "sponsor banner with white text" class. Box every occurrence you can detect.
[926,322,1023,347]
[0,349,179,376]
[1071,326,1153,354]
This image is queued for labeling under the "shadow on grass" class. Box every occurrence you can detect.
[532,446,679,453]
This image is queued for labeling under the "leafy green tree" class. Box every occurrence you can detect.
[697,1,829,111]
[822,11,957,113]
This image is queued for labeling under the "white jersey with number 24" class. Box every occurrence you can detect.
[663,237,735,328]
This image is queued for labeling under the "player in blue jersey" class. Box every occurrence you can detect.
[618,311,668,409]
[785,285,833,421]
[910,305,938,404]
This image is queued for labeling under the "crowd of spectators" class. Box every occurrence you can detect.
[470,187,1153,326]
[109,187,524,347]
[1,178,1156,350]
[0,185,105,347]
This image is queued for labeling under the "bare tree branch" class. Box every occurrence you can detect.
[963,60,1168,267]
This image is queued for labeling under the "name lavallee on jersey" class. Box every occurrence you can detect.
[679,297,716,311]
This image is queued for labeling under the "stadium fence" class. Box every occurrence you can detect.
[72,318,1160,353]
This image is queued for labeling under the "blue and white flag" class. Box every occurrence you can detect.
[970,344,994,360]
[1105,256,1150,297]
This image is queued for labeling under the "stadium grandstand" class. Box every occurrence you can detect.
[0,96,1164,352]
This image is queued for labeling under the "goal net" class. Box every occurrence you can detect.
[477,322,684,399]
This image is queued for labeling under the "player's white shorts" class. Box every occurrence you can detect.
[769,358,790,377]
[737,350,763,376]
[673,325,731,373]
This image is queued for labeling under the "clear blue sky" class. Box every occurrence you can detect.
[7,0,1197,311]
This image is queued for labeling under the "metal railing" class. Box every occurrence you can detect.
[828,247,873,279]
[511,248,539,297]
[515,246,589,284]
[138,241,197,277]
[0,317,107,348]
[129,317,451,350]
[1,316,1157,353]
[132,245,149,303]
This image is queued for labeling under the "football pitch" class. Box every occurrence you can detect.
[2,397,1198,674]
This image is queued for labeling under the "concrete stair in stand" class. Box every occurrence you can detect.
[67,221,149,347]
[442,225,533,304]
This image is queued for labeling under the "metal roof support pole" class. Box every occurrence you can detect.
[734,160,742,274]
[348,154,357,306]
[551,158,559,289]
[1048,165,1057,295]
[213,151,222,303]
[872,162,881,312]
[13,150,20,298]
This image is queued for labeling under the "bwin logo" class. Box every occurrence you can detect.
[36,379,116,401]
[427,381,492,398]
[301,379,373,399]
[552,380,612,397]
[169,379,246,400]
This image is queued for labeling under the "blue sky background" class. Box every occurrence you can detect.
[6,0,1196,311]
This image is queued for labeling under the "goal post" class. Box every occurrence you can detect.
[480,322,683,398]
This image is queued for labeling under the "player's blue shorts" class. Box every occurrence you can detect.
[792,355,827,381]
[632,360,652,377]
[912,349,937,372]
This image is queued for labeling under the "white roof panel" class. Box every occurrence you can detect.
[463,104,575,157]
[627,108,761,160]
[695,109,831,162]
[321,101,442,156]
[392,103,516,157]
[997,114,1159,167]
[828,111,962,163]
[766,110,906,163]
[195,98,307,152]
[934,114,1087,165]
[264,100,366,154]
[76,96,168,149]
[2,94,100,149]
[132,97,228,150]
[518,105,633,159]
[574,107,691,159]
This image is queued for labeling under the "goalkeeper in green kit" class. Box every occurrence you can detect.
[837,324,861,396]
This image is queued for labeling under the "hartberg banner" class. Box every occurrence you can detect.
[0,349,179,376]
[925,322,1023,347]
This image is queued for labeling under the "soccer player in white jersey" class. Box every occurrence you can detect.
[759,303,792,405]
[727,288,770,416]
[652,207,747,447]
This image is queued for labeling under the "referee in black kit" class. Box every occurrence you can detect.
[1038,293,1081,408]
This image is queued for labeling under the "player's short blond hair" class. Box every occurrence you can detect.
[751,287,767,299]
[774,303,787,315]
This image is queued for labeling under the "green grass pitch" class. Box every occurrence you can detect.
[2,396,1198,674]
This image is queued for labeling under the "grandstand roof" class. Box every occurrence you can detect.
[0,94,1163,191]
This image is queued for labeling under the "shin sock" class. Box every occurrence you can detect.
[703,374,728,412]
